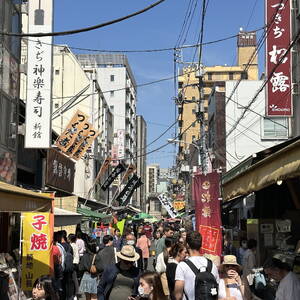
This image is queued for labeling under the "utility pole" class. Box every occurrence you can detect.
[196,0,208,175]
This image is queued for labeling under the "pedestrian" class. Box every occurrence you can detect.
[223,234,237,257]
[132,271,168,300]
[126,233,144,271]
[155,226,174,260]
[68,233,80,299]
[97,245,140,300]
[237,238,248,265]
[166,243,188,300]
[52,232,63,295]
[76,231,86,257]
[136,230,151,270]
[78,240,101,300]
[155,237,174,273]
[113,228,122,250]
[263,257,300,300]
[174,231,219,300]
[218,255,252,300]
[97,235,118,277]
[178,229,187,244]
[31,275,59,300]
[242,239,257,287]
[143,222,153,240]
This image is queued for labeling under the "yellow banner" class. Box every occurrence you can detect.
[21,213,52,291]
[173,201,185,211]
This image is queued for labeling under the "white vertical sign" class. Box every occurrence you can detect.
[25,0,53,148]
[117,129,125,159]
[158,193,178,218]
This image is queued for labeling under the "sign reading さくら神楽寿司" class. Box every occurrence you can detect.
[266,0,292,116]
[25,0,53,148]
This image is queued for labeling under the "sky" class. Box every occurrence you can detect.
[54,0,264,168]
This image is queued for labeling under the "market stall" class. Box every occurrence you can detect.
[0,181,53,299]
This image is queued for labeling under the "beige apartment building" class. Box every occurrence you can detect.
[177,31,258,158]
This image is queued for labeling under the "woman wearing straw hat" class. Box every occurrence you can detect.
[218,255,252,300]
[97,245,140,300]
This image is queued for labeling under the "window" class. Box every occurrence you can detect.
[262,117,288,139]
[154,199,161,211]
[110,91,114,97]
[229,72,234,80]
[110,75,115,82]
[178,81,183,89]
[241,72,248,80]
[55,69,59,75]
[207,72,212,80]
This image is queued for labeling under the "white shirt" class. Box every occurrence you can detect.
[242,249,256,285]
[275,271,300,300]
[218,279,243,300]
[155,252,166,273]
[70,242,80,264]
[175,256,220,300]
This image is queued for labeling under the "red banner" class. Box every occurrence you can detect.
[193,172,222,257]
[266,0,292,116]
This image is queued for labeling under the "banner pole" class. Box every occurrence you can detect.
[18,214,24,300]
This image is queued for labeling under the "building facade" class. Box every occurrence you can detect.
[134,115,147,211]
[146,164,161,218]
[76,54,137,167]
[0,0,21,185]
[51,46,114,204]
[177,30,258,163]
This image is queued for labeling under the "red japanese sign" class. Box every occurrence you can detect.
[193,172,222,256]
[266,0,292,116]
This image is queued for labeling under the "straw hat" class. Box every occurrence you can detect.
[220,255,242,272]
[116,245,140,262]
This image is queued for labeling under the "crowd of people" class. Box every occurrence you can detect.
[30,222,300,300]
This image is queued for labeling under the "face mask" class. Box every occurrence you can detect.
[138,286,149,298]
[127,240,135,246]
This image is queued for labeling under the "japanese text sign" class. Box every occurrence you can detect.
[193,172,222,256]
[158,194,178,218]
[25,0,53,148]
[21,213,52,291]
[266,0,292,116]
[55,110,89,153]
[101,162,126,191]
[173,201,185,211]
[46,148,75,193]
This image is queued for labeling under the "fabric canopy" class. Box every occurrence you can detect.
[0,181,52,212]
[54,207,82,226]
[222,139,300,202]
[77,207,111,223]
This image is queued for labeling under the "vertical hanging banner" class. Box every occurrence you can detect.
[55,110,89,153]
[266,0,292,116]
[158,194,178,218]
[101,162,126,191]
[21,213,52,291]
[25,0,53,148]
[193,172,222,257]
[116,174,142,206]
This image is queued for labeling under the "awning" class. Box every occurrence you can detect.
[0,181,53,212]
[222,138,300,202]
[54,207,82,226]
[77,207,112,223]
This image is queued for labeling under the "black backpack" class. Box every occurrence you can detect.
[64,248,74,273]
[184,258,218,300]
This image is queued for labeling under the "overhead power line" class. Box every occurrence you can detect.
[226,28,300,138]
[0,0,166,37]
[20,27,264,54]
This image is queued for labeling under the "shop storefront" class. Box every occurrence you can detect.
[0,181,53,299]
[222,137,300,274]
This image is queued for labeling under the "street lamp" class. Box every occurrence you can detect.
[167,139,201,166]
